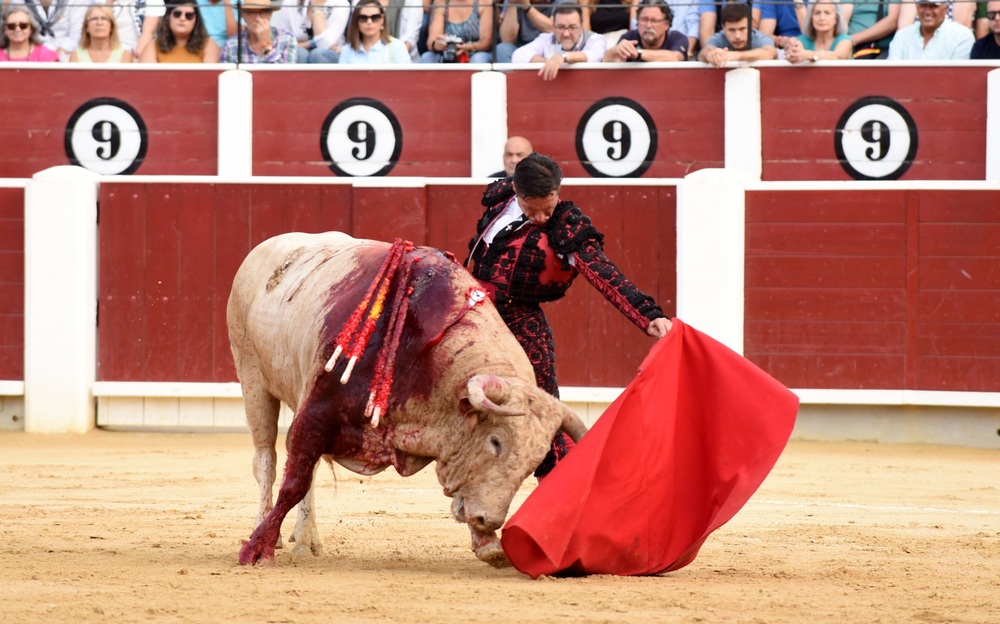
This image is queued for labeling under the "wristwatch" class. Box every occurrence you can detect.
[636,48,643,61]
[560,51,568,62]
[810,53,819,62]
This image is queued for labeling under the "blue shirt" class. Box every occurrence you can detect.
[760,0,804,37]
[197,0,236,48]
[705,28,775,51]
[339,37,412,64]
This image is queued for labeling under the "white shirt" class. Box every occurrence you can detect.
[511,30,608,63]
[270,0,351,49]
[887,19,975,60]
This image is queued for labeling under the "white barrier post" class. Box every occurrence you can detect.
[470,71,508,177]
[725,67,762,181]
[218,69,254,178]
[987,68,1000,182]
[24,166,100,433]
[676,169,748,354]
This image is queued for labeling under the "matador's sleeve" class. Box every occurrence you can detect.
[548,204,665,332]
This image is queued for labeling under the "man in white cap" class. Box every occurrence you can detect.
[887,0,974,59]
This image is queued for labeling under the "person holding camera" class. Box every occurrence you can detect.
[419,0,492,62]
[511,4,606,80]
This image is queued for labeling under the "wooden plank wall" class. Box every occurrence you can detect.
[759,66,991,181]
[745,189,1000,392]
[0,187,24,379]
[0,69,218,177]
[97,183,676,388]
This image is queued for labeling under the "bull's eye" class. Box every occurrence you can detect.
[489,434,503,457]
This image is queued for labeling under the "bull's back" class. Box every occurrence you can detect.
[227,232,386,407]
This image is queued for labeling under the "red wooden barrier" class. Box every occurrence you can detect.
[251,69,475,177]
[0,69,218,177]
[505,68,726,179]
[745,188,1000,392]
[0,187,24,379]
[96,182,677,388]
[759,66,992,182]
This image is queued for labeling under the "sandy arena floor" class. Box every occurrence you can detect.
[1,431,997,624]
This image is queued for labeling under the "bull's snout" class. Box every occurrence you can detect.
[461,500,504,533]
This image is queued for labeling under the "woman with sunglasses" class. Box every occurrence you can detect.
[69,5,134,63]
[0,7,59,61]
[339,0,411,63]
[139,2,220,62]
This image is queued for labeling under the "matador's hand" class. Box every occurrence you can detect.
[647,317,672,339]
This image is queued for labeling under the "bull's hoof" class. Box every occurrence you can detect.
[291,540,324,558]
[475,540,511,568]
[238,538,276,566]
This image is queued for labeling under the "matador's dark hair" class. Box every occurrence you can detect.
[512,153,562,199]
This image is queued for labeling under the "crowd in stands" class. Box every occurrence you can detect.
[0,0,998,64]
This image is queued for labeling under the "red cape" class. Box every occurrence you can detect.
[500,319,799,578]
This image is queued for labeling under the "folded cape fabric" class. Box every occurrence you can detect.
[500,319,799,578]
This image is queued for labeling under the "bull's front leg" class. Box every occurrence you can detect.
[470,527,510,568]
[288,462,324,557]
[239,409,331,566]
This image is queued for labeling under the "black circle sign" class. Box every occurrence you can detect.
[575,97,657,178]
[834,96,918,181]
[65,97,148,175]
[320,98,403,177]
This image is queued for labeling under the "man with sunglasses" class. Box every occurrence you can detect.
[971,0,1000,58]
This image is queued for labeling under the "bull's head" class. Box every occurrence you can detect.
[435,374,587,567]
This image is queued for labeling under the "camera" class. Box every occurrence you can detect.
[441,34,465,63]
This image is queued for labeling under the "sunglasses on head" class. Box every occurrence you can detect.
[5,21,30,30]
[357,13,383,22]
[171,9,196,19]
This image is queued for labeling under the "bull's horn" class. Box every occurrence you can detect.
[549,395,587,443]
[466,375,525,416]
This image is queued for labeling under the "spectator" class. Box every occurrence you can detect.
[380,0,423,61]
[971,0,1000,57]
[271,0,349,63]
[670,0,702,54]
[7,0,77,59]
[976,1,992,38]
[841,0,900,59]
[420,0,492,63]
[511,4,606,80]
[604,0,688,62]
[197,0,237,47]
[583,0,638,47]
[339,0,412,62]
[759,0,808,52]
[489,136,533,178]
[699,0,760,52]
[139,1,220,62]
[784,0,852,62]
[1,6,59,60]
[70,0,167,59]
[897,0,974,31]
[697,1,776,66]
[69,4,134,62]
[221,0,296,62]
[497,0,573,63]
[887,0,974,59]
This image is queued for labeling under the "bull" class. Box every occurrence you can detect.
[228,232,587,567]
